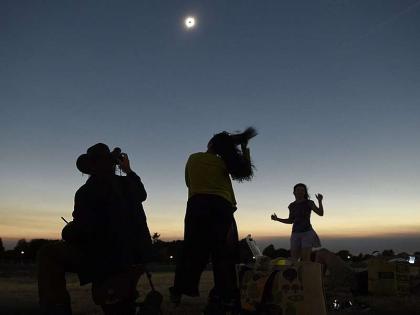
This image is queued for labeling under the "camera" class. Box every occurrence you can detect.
[111,147,125,165]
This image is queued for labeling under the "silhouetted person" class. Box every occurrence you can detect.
[271,183,324,261]
[37,143,151,315]
[171,127,257,315]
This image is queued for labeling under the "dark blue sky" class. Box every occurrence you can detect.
[1,0,420,252]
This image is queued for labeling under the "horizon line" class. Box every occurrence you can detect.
[2,231,420,243]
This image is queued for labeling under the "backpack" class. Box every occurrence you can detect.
[239,261,326,315]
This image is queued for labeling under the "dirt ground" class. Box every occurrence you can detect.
[0,265,419,315]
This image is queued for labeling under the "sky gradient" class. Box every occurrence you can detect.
[1,0,420,252]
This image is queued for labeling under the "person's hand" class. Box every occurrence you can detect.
[271,213,278,221]
[315,194,323,202]
[119,153,132,174]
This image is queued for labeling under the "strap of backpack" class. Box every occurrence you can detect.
[145,270,156,291]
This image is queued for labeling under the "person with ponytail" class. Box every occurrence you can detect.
[170,127,257,314]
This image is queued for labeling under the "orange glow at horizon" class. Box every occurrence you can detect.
[2,196,420,242]
[2,216,420,242]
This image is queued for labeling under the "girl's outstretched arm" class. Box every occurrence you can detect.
[311,194,324,216]
[271,212,294,224]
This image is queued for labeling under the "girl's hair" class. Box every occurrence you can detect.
[210,127,257,182]
[293,183,309,199]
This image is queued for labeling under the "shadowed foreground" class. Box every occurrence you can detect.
[1,265,420,315]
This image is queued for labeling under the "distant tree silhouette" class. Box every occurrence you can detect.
[13,238,57,260]
[352,253,365,262]
[262,244,276,258]
[382,249,395,257]
[152,232,162,244]
[0,238,4,255]
[165,240,183,263]
[0,236,410,263]
[148,236,184,263]
[336,250,352,261]
[14,239,28,254]
[396,252,409,259]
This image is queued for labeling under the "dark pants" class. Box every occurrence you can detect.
[37,241,83,308]
[174,194,239,300]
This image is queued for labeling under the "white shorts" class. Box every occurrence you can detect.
[290,228,321,251]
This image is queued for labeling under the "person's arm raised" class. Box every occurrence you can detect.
[120,154,147,203]
[311,194,324,216]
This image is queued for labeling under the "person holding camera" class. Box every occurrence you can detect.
[37,143,152,315]
[170,127,257,315]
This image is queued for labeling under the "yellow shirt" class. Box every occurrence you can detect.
[185,152,237,206]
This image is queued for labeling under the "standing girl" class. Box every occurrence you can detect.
[171,127,257,314]
[271,183,324,261]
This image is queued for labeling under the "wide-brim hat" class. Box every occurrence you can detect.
[76,143,112,174]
